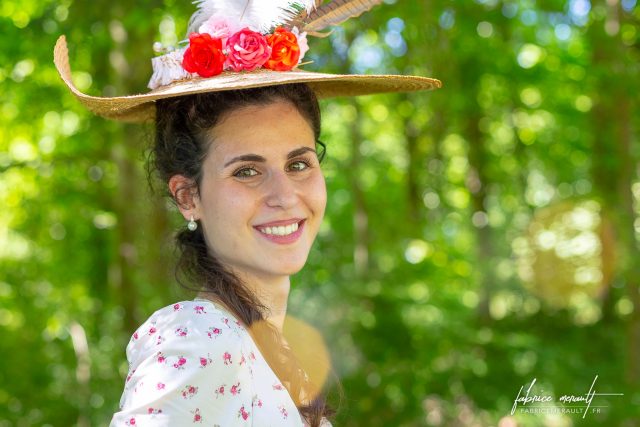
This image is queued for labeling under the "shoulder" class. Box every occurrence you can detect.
[113,300,308,427]
[112,300,263,425]
[125,300,249,368]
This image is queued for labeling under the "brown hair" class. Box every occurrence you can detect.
[150,83,334,426]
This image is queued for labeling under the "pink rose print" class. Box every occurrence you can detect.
[156,352,166,364]
[207,327,222,339]
[181,384,199,399]
[223,352,232,365]
[194,305,206,314]
[215,384,225,398]
[126,368,136,383]
[173,303,183,311]
[199,354,213,368]
[175,327,188,337]
[230,382,241,395]
[272,383,284,391]
[157,382,165,390]
[147,407,163,415]
[173,356,187,369]
[224,28,271,72]
[238,405,250,421]
[239,354,246,366]
[249,351,256,361]
[148,326,157,335]
[278,404,288,419]
[125,417,136,426]
[155,335,165,346]
[133,331,139,340]
[192,408,202,423]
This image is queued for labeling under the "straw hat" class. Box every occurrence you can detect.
[54,0,442,123]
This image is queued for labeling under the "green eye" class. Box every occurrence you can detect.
[289,160,309,171]
[234,167,258,178]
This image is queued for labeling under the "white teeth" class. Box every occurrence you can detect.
[259,222,299,236]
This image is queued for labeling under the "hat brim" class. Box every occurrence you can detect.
[54,35,442,123]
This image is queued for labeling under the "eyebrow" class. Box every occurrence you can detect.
[223,146,317,168]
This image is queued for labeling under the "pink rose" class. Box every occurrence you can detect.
[199,16,234,45]
[225,28,271,72]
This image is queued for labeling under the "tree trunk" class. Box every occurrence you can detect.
[464,108,495,323]
[405,115,421,224]
[589,1,640,417]
[348,99,370,277]
[339,30,370,278]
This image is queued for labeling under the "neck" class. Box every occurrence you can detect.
[198,272,291,333]
[245,274,290,333]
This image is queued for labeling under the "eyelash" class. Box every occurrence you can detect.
[232,157,314,179]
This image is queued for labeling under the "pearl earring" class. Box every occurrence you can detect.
[187,215,198,231]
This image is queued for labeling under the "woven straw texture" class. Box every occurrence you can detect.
[54,36,442,123]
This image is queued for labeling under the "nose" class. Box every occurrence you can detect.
[264,169,298,209]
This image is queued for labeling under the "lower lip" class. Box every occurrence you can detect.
[254,220,305,245]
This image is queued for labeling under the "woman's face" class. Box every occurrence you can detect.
[191,99,326,282]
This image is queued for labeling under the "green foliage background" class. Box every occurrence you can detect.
[1,0,639,426]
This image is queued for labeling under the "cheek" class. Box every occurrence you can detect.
[197,182,221,226]
[203,184,256,226]
[310,174,327,215]
[200,186,253,253]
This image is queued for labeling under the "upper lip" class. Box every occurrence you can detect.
[253,218,305,228]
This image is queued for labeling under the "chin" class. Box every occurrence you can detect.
[276,257,309,275]
[278,263,305,276]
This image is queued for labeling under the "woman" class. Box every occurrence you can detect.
[53,1,441,425]
[110,85,332,426]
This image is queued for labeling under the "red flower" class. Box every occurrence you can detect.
[264,27,300,71]
[182,33,225,77]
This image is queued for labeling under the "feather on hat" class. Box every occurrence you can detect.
[53,0,441,123]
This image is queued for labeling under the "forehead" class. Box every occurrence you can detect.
[205,100,315,159]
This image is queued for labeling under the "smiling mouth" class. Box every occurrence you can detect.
[256,220,304,237]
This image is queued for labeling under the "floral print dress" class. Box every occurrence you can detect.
[110,298,328,427]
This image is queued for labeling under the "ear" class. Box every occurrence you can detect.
[168,174,201,221]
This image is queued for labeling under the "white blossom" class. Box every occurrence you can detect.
[148,48,193,90]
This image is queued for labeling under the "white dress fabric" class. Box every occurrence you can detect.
[109,298,329,427]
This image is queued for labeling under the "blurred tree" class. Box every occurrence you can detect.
[1,0,639,426]
[588,0,640,396]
